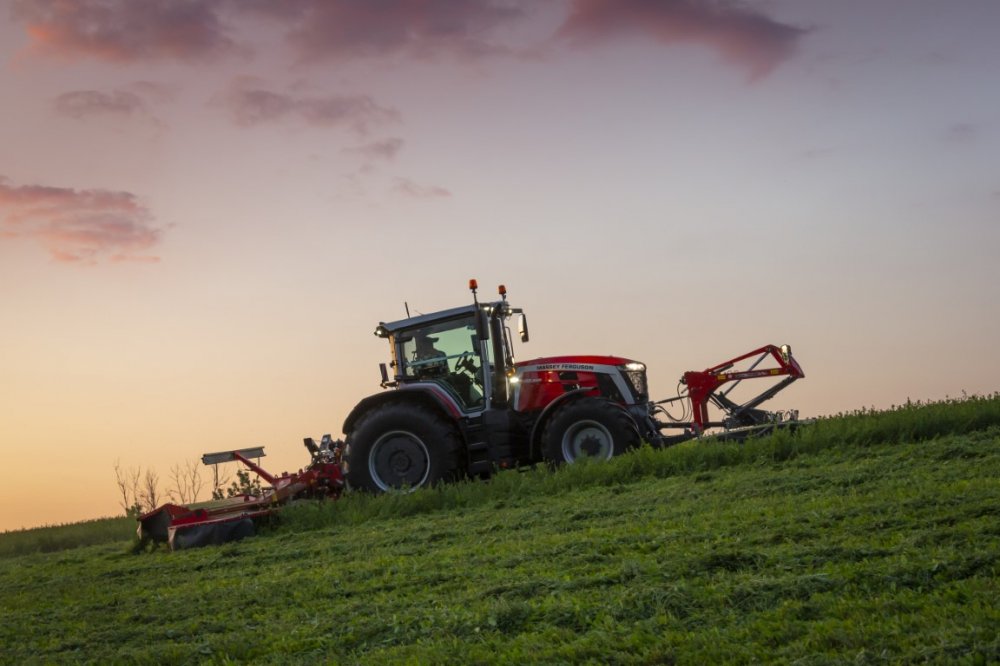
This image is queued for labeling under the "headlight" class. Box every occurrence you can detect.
[619,362,648,402]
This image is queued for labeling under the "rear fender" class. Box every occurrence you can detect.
[343,384,463,435]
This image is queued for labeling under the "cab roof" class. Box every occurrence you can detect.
[378,304,479,335]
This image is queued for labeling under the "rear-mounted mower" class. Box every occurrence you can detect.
[140,280,806,549]
[137,436,343,550]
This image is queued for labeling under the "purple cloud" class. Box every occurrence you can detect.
[10,0,524,64]
[392,177,451,199]
[10,0,807,80]
[0,177,163,264]
[278,0,525,63]
[345,138,405,162]
[221,83,400,133]
[11,0,238,63]
[53,89,147,119]
[223,88,296,125]
[556,0,809,79]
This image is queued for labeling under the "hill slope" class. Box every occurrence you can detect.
[1,397,999,664]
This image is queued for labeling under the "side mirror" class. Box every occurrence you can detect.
[379,362,392,388]
[517,314,529,343]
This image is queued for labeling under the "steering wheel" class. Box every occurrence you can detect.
[454,353,478,377]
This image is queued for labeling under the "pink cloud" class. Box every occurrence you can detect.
[53,89,147,119]
[345,138,405,162]
[9,0,525,65]
[221,83,400,133]
[392,177,451,199]
[0,177,163,264]
[10,0,805,80]
[223,88,296,125]
[11,0,238,63]
[556,0,809,80]
[278,0,524,63]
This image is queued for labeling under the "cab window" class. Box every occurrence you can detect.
[398,317,485,409]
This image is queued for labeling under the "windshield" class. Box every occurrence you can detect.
[397,316,486,409]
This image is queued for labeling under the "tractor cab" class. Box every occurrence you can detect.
[390,309,486,410]
[373,281,528,413]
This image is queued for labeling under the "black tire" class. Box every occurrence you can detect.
[542,397,640,465]
[343,402,463,493]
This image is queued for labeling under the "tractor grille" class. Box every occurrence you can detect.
[622,367,648,403]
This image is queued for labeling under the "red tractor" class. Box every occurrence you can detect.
[138,280,805,549]
[341,280,805,492]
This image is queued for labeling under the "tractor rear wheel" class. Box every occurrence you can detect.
[343,402,463,492]
[542,397,640,465]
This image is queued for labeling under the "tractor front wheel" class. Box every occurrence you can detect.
[343,402,462,493]
[542,397,640,465]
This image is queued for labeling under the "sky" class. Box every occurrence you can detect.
[1,0,998,532]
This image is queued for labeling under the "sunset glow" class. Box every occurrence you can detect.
[1,0,998,531]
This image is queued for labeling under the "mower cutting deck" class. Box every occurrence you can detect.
[138,436,343,550]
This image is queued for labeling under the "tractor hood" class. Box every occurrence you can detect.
[511,355,649,409]
[515,355,640,371]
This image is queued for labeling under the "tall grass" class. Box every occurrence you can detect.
[282,392,1000,533]
[5,393,997,555]
[0,516,135,558]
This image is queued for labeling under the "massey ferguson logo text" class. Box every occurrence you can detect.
[534,364,595,371]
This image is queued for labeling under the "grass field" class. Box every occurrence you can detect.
[1,396,998,664]
[0,516,134,559]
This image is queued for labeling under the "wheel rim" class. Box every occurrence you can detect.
[368,430,431,491]
[561,419,614,462]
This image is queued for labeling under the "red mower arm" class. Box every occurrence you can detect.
[683,344,804,432]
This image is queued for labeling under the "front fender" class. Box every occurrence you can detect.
[527,387,603,460]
